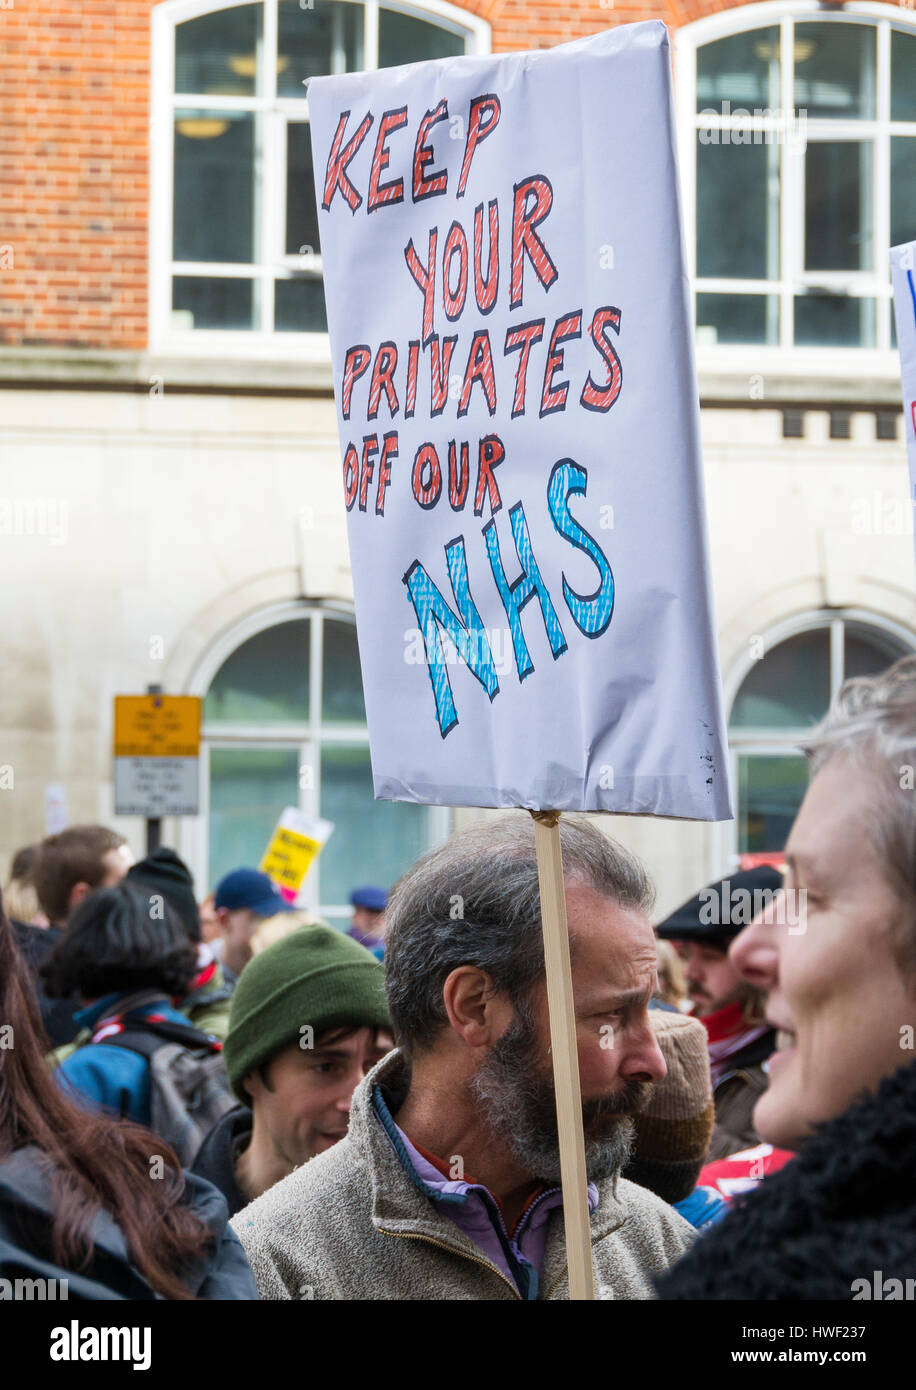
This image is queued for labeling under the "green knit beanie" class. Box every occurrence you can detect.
[224,925,391,1104]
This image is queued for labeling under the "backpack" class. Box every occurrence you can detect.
[100,1014,237,1167]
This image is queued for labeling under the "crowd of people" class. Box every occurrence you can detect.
[1,655,915,1299]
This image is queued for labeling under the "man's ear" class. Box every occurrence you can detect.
[241,1069,260,1102]
[441,967,515,1050]
[68,881,92,915]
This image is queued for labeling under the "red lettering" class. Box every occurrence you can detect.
[367,107,408,212]
[447,440,469,510]
[580,307,623,412]
[359,435,379,511]
[510,176,558,309]
[473,200,499,314]
[367,342,399,420]
[322,109,373,213]
[413,100,449,201]
[376,431,399,515]
[442,221,469,323]
[503,319,544,418]
[474,434,504,517]
[342,344,371,420]
[412,443,442,509]
[405,228,438,345]
[429,334,458,416]
[457,94,501,198]
[540,311,582,417]
[458,330,497,418]
[405,340,420,419]
[342,444,359,510]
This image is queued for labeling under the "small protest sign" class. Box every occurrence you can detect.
[260,808,334,897]
[892,238,916,564]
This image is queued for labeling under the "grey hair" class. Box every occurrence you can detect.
[384,812,654,1057]
[801,653,916,975]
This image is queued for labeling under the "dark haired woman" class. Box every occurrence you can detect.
[0,891,256,1297]
[43,882,207,1128]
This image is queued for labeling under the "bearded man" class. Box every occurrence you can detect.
[232,816,694,1300]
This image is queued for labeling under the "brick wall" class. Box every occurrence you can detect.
[0,0,152,349]
[0,0,864,351]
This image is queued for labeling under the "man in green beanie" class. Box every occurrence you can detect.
[191,925,392,1216]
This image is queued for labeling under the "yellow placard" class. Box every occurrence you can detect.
[260,828,322,892]
[113,695,201,758]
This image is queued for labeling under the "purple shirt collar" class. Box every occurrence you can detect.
[374,1085,598,1298]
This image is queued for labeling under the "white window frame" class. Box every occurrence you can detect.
[151,0,491,358]
[710,606,915,875]
[179,598,451,914]
[675,1,916,377]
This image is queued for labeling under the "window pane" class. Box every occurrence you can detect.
[804,141,872,273]
[277,0,364,94]
[844,628,908,681]
[379,9,464,68]
[794,22,876,120]
[172,276,254,330]
[286,123,321,256]
[697,137,779,279]
[696,293,778,345]
[176,4,262,97]
[695,27,780,112]
[891,138,916,251]
[319,745,428,906]
[737,754,809,854]
[891,29,916,123]
[794,293,876,347]
[206,621,310,724]
[174,112,255,263]
[209,747,301,890]
[731,629,831,729]
[322,620,366,722]
[275,277,328,331]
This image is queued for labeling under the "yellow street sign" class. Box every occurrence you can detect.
[113,695,201,758]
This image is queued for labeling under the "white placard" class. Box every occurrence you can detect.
[892,239,916,560]
[308,22,731,819]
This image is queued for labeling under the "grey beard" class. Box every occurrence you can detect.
[468,1008,651,1186]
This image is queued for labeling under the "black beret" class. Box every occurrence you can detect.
[656,865,784,950]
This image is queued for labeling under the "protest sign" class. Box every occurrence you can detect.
[309,20,730,1299]
[891,239,916,565]
[308,21,730,821]
[260,808,334,898]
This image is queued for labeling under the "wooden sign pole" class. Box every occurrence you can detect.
[530,809,595,1301]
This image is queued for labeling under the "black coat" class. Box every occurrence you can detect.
[12,921,82,1049]
[656,1059,916,1299]
[190,1105,253,1219]
[0,1146,258,1299]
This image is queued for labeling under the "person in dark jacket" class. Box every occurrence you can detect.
[656,866,782,1159]
[192,925,392,1216]
[0,889,256,1300]
[658,656,916,1299]
[42,882,202,1129]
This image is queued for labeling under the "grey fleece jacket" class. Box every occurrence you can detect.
[231,1050,695,1300]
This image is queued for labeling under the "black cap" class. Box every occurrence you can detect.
[655,866,784,951]
[127,847,201,941]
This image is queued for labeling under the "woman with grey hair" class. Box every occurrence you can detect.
[657,655,916,1300]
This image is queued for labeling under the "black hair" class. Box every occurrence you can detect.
[41,882,198,1002]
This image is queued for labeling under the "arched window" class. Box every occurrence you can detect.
[676,5,916,352]
[192,603,447,918]
[151,0,488,350]
[728,612,912,853]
